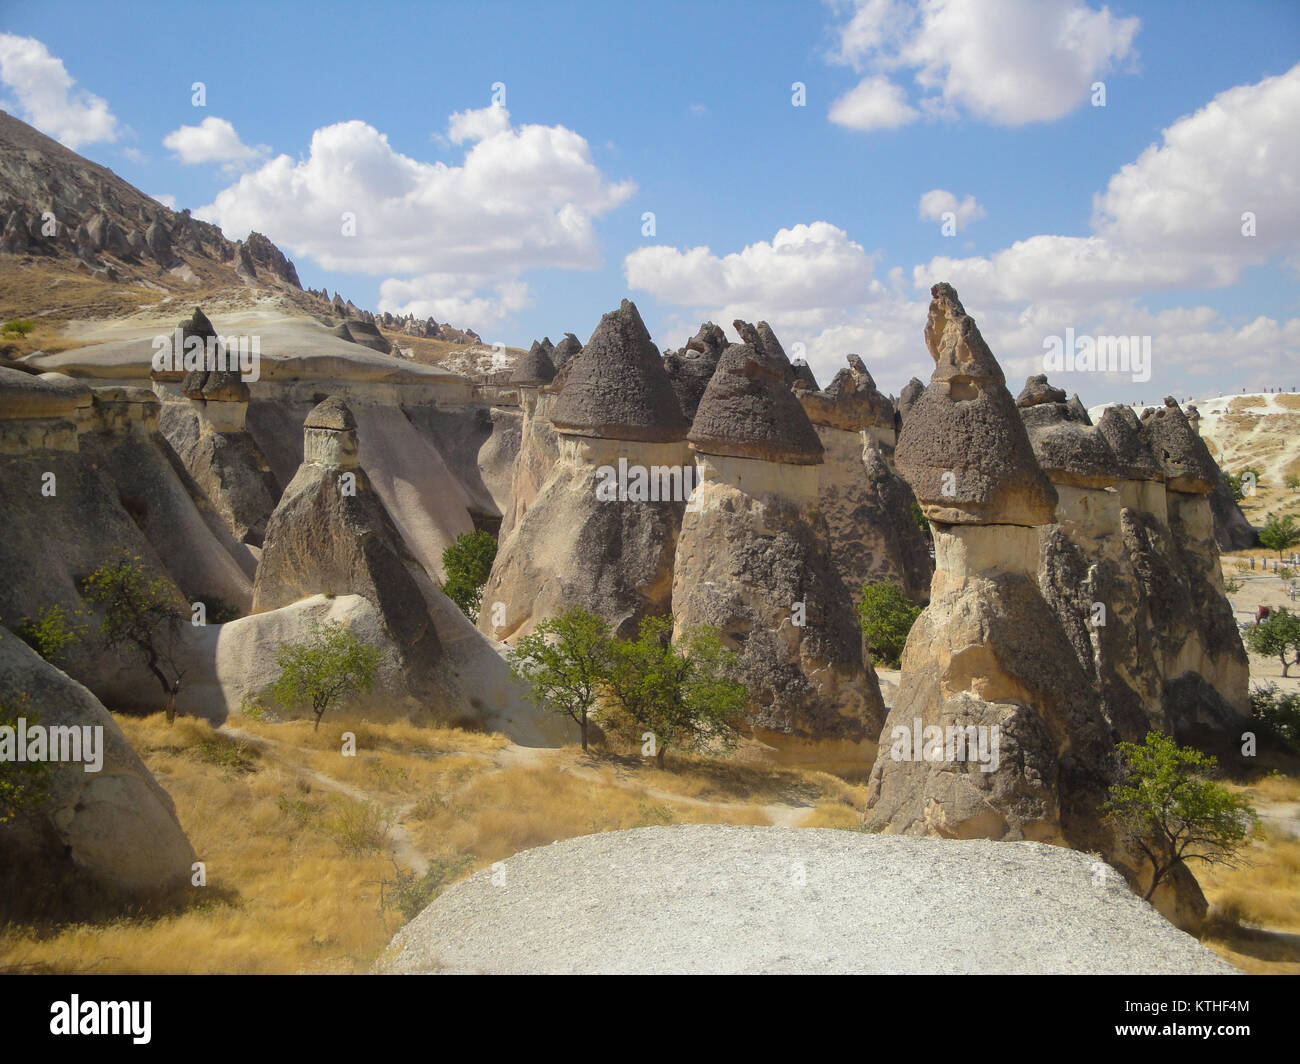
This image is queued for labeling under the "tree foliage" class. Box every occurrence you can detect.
[602,617,747,769]
[857,581,922,668]
[1258,514,1300,559]
[81,555,187,722]
[271,620,381,731]
[0,697,52,823]
[507,607,612,752]
[1245,608,1300,677]
[1250,683,1300,753]
[16,603,86,667]
[441,530,498,621]
[1105,732,1259,900]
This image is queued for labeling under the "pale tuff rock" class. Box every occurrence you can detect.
[253,396,443,699]
[482,301,689,640]
[864,285,1207,926]
[798,354,895,436]
[897,284,1057,526]
[550,300,689,443]
[0,628,196,922]
[673,343,885,766]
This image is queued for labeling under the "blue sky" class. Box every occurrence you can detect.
[1,0,1297,405]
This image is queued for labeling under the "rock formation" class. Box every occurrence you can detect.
[662,322,725,421]
[671,340,886,769]
[252,396,443,701]
[0,629,197,922]
[481,300,689,640]
[796,355,932,604]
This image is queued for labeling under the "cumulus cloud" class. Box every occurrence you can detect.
[378,276,534,325]
[446,104,511,144]
[150,193,178,210]
[827,0,1138,130]
[625,222,878,318]
[0,33,118,148]
[198,110,635,331]
[914,64,1300,305]
[828,74,919,131]
[163,117,268,168]
[918,189,986,230]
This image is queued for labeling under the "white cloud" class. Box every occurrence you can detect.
[163,116,268,168]
[150,193,177,210]
[446,104,511,144]
[918,189,986,229]
[197,110,633,334]
[625,222,877,317]
[914,64,1300,305]
[827,0,1138,129]
[828,74,919,130]
[0,33,118,148]
[378,276,534,325]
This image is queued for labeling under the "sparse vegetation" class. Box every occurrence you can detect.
[270,620,381,731]
[1245,608,1300,677]
[857,581,922,668]
[381,856,473,924]
[1249,683,1300,752]
[15,603,86,666]
[440,530,497,621]
[1259,514,1300,560]
[1106,732,1260,901]
[0,318,34,337]
[602,617,748,770]
[80,556,187,722]
[0,697,52,822]
[508,606,612,752]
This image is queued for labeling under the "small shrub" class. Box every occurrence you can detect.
[1250,683,1300,752]
[1,319,35,338]
[382,855,473,924]
[1223,577,1243,594]
[322,796,392,856]
[192,737,256,775]
[15,603,86,666]
[441,530,498,621]
[0,697,52,822]
[857,582,922,668]
[276,792,320,828]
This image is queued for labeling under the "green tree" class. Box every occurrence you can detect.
[271,620,381,731]
[1285,472,1300,493]
[507,607,612,752]
[603,617,747,770]
[441,530,498,621]
[1245,608,1300,677]
[15,603,86,667]
[1258,514,1300,560]
[1249,683,1300,753]
[1105,732,1259,901]
[0,697,52,823]
[1220,465,1262,503]
[857,581,922,668]
[910,497,928,534]
[81,556,187,723]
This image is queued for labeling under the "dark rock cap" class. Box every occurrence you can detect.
[304,394,356,432]
[511,341,557,386]
[1096,405,1164,483]
[688,342,823,465]
[734,319,796,384]
[898,377,925,419]
[685,322,728,360]
[896,283,1056,525]
[1141,397,1220,494]
[1020,404,1120,489]
[551,333,582,370]
[1016,374,1067,408]
[791,361,819,391]
[663,344,721,422]
[798,354,894,432]
[549,300,689,442]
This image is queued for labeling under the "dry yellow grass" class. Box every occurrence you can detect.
[798,802,863,829]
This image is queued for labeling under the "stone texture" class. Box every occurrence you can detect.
[550,300,689,442]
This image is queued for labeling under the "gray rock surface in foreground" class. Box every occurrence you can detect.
[380,825,1238,975]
